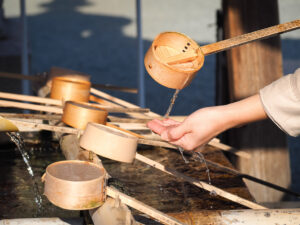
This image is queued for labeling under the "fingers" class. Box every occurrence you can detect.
[148,119,187,141]
[147,119,166,135]
[161,119,181,126]
[166,123,189,141]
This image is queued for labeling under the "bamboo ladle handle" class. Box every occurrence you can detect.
[200,19,300,55]
[6,118,264,209]
[166,19,300,65]
[106,123,145,139]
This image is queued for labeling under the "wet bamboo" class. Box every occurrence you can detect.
[6,117,264,209]
[90,89,251,158]
[106,187,184,225]
[135,153,266,209]
[204,159,300,197]
[0,103,249,159]
[60,134,184,225]
[169,208,300,225]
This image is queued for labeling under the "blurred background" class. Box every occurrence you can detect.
[0,0,300,201]
[1,0,299,114]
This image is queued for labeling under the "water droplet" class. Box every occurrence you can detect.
[209,190,217,196]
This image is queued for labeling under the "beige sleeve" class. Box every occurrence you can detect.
[259,68,300,137]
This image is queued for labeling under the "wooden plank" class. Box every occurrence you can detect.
[221,0,290,202]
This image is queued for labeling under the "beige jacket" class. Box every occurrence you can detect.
[260,68,300,137]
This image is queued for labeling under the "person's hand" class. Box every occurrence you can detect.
[147,94,267,151]
[147,106,228,150]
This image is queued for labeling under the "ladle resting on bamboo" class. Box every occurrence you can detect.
[2,116,264,209]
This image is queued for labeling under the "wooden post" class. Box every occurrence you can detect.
[221,0,291,202]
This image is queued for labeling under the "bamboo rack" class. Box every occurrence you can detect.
[4,117,265,209]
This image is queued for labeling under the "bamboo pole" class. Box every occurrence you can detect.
[169,208,300,225]
[8,119,79,134]
[0,104,249,159]
[0,91,62,105]
[0,97,149,113]
[135,153,266,209]
[106,187,184,225]
[59,134,184,225]
[91,88,159,119]
[0,99,63,113]
[7,118,265,209]
[90,89,251,158]
[0,113,61,120]
[202,157,300,197]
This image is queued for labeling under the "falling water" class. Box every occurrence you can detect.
[164,89,215,195]
[164,89,180,118]
[6,132,43,216]
[192,151,218,197]
[193,151,211,185]
[178,148,216,196]
[178,147,189,164]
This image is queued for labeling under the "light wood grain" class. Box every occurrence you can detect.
[201,19,300,55]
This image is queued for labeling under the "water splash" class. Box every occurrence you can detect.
[193,151,212,185]
[178,147,189,164]
[164,89,180,118]
[193,151,217,196]
[6,132,43,216]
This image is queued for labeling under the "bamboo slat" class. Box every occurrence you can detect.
[135,153,266,210]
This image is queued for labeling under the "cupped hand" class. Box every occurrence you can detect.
[147,106,228,151]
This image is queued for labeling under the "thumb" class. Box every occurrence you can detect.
[162,123,189,141]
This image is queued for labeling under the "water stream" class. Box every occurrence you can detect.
[193,151,212,185]
[164,89,214,195]
[6,132,44,216]
[164,89,180,118]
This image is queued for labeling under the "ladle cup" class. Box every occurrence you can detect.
[50,76,91,102]
[62,101,108,130]
[145,20,300,89]
[43,160,106,210]
[144,32,204,89]
[79,123,138,163]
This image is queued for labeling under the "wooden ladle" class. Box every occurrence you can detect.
[145,19,300,89]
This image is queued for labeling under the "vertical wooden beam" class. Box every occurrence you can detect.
[221,0,291,202]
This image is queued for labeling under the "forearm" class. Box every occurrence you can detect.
[220,94,268,130]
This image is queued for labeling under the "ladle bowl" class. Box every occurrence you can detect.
[43,160,106,210]
[79,123,138,163]
[50,76,91,102]
[62,101,108,130]
[144,32,204,89]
